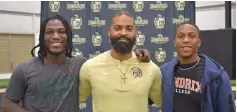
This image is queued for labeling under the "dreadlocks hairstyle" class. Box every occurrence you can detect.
[31,15,73,62]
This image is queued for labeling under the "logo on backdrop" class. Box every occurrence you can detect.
[71,14,82,29]
[136,31,145,46]
[150,1,168,10]
[133,1,144,12]
[131,67,143,78]
[88,17,106,27]
[72,49,83,57]
[173,15,190,25]
[151,34,169,44]
[108,1,127,10]
[155,48,166,62]
[135,16,148,26]
[175,1,186,10]
[49,1,60,12]
[72,35,86,45]
[91,1,102,12]
[67,1,85,10]
[154,14,165,29]
[89,51,101,59]
[92,32,103,46]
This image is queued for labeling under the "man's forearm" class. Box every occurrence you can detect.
[2,97,29,112]
[2,104,29,112]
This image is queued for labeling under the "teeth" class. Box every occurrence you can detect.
[52,43,61,46]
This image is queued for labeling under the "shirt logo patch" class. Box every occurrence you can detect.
[131,67,142,78]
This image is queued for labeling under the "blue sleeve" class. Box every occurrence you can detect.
[217,71,235,112]
[159,63,166,75]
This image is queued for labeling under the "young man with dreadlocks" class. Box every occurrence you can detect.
[2,15,86,112]
[2,15,149,112]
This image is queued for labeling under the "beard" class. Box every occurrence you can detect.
[110,36,136,54]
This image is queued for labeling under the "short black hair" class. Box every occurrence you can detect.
[176,21,200,35]
[31,15,73,62]
[110,11,135,27]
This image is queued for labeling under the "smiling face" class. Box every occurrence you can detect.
[108,14,136,54]
[175,23,201,59]
[44,19,67,56]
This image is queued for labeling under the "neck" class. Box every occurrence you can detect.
[110,48,132,61]
[178,54,200,64]
[44,52,66,64]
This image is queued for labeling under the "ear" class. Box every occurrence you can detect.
[174,39,176,47]
[198,38,201,47]
[108,28,111,37]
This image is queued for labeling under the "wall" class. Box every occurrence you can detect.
[0,1,235,37]
[0,1,41,77]
[196,1,236,30]
[0,1,235,77]
[0,1,41,34]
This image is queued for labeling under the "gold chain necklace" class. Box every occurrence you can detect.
[112,58,132,84]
